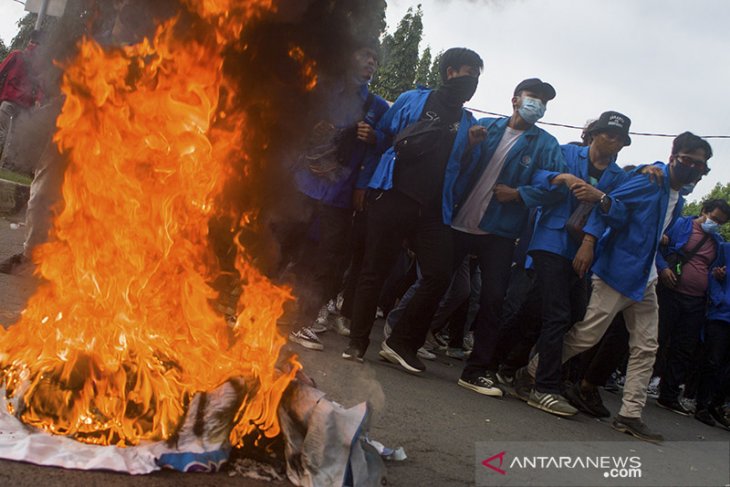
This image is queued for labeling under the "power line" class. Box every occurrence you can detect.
[465,107,730,140]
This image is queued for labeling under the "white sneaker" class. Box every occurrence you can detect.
[646,376,661,399]
[332,316,351,336]
[335,293,344,313]
[383,321,392,340]
[288,327,324,350]
[326,298,338,316]
[417,347,436,361]
[310,304,330,333]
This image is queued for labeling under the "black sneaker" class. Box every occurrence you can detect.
[458,371,504,397]
[565,383,611,418]
[695,409,716,427]
[656,397,692,416]
[342,345,365,363]
[710,406,730,430]
[512,367,534,402]
[611,415,664,443]
[379,340,425,373]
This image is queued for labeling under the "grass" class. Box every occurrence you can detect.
[0,169,32,186]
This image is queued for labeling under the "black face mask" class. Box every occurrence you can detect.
[671,161,703,185]
[440,75,479,103]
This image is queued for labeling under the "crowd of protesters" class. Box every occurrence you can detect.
[277,44,730,445]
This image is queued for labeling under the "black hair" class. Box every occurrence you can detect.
[671,131,713,160]
[439,47,483,82]
[701,199,730,217]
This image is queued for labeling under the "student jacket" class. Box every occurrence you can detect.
[528,144,628,261]
[584,162,684,301]
[708,242,730,323]
[449,116,567,239]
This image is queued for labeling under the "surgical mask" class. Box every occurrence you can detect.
[440,75,479,103]
[518,96,546,124]
[672,160,703,185]
[701,218,720,234]
[679,182,696,196]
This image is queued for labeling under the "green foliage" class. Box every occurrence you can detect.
[683,182,730,241]
[371,5,424,100]
[414,46,431,88]
[428,50,443,89]
[0,38,8,61]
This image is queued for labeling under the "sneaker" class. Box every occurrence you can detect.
[457,372,504,397]
[565,383,610,418]
[0,252,29,275]
[342,345,365,363]
[709,406,730,430]
[417,347,436,361]
[656,397,692,416]
[288,327,324,351]
[611,415,664,443]
[528,390,578,417]
[423,330,443,351]
[615,373,626,389]
[326,299,338,316]
[496,370,514,388]
[335,293,344,313]
[463,331,474,351]
[332,316,351,336]
[445,348,466,359]
[678,396,696,415]
[383,321,392,340]
[310,305,330,333]
[646,376,660,399]
[695,409,717,427]
[375,307,384,319]
[379,340,425,373]
[604,370,620,393]
[512,367,534,402]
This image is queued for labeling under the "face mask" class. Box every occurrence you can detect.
[701,218,720,234]
[517,96,546,124]
[672,160,703,185]
[441,75,479,102]
[679,182,696,196]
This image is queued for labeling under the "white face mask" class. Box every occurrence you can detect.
[517,96,546,124]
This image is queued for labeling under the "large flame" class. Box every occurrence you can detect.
[0,1,301,446]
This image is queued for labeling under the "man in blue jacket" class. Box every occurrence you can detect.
[449,78,568,396]
[344,48,484,368]
[526,131,713,443]
[654,199,730,415]
[284,43,390,351]
[526,111,632,416]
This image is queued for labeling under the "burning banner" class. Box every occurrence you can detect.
[0,0,388,484]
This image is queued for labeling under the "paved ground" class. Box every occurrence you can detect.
[1,212,729,486]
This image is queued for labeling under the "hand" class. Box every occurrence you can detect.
[713,266,727,281]
[660,235,669,246]
[572,240,594,278]
[468,125,488,147]
[639,165,664,186]
[352,189,367,212]
[556,173,582,188]
[570,180,604,203]
[356,122,376,145]
[493,184,521,203]
[659,268,678,288]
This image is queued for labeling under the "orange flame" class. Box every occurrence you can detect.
[0,2,300,447]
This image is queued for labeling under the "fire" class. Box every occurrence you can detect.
[0,1,300,447]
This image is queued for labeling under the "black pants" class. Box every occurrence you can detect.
[581,313,630,387]
[696,320,730,409]
[349,190,453,352]
[340,209,368,320]
[656,286,707,402]
[453,231,516,380]
[532,251,588,394]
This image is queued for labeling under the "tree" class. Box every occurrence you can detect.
[683,182,730,241]
[427,50,443,89]
[414,46,431,87]
[0,38,8,61]
[371,5,424,100]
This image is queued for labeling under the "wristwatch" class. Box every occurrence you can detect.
[599,193,610,212]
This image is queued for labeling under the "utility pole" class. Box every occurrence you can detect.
[34,0,51,30]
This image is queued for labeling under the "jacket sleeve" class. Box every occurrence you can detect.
[355,96,392,189]
[517,139,569,208]
[372,93,409,157]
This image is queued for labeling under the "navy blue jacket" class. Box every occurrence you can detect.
[584,162,684,301]
[709,242,730,323]
[529,144,628,261]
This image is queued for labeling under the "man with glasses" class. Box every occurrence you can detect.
[523,131,712,443]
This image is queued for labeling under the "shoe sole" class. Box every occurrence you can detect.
[656,400,691,417]
[334,328,351,337]
[379,343,424,373]
[527,398,578,417]
[611,422,663,444]
[341,353,364,363]
[565,388,610,418]
[288,335,324,351]
[457,379,503,397]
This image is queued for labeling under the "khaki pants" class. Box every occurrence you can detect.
[529,276,659,418]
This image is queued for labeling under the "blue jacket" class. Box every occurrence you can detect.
[529,144,628,261]
[367,88,476,223]
[708,242,730,323]
[656,215,724,273]
[294,82,389,209]
[584,162,685,301]
[449,117,567,239]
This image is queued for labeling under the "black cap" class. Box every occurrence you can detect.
[588,111,632,146]
[513,78,556,101]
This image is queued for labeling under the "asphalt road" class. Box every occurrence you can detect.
[1,212,729,486]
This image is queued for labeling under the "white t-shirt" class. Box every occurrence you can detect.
[648,189,680,284]
[451,127,524,234]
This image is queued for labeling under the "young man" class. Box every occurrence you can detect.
[525,132,713,443]
[654,199,730,414]
[284,44,389,350]
[526,111,633,416]
[450,78,568,395]
[344,48,484,367]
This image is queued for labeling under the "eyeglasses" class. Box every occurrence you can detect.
[676,154,710,174]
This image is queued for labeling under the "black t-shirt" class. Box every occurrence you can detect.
[393,90,462,208]
[587,161,606,187]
